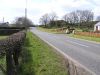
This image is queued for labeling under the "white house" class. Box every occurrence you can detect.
[94,22,100,31]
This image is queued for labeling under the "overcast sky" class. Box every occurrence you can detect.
[0,0,100,24]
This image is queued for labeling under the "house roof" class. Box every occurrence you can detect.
[95,22,100,26]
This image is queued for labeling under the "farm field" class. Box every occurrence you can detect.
[37,27,66,34]
[38,27,100,43]
[0,36,7,75]
[75,31,100,38]
[0,56,6,75]
[0,36,8,40]
[69,34,100,42]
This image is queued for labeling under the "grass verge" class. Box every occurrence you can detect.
[0,36,8,75]
[0,36,7,40]
[37,27,100,43]
[38,27,100,43]
[37,27,65,34]
[19,32,68,75]
[69,34,100,43]
[0,56,6,75]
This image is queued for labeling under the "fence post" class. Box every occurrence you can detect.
[6,49,15,75]
[13,45,21,66]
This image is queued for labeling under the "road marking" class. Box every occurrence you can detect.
[57,35,89,47]
[31,30,96,75]
[67,40,89,47]
[67,35,100,44]
[40,38,96,75]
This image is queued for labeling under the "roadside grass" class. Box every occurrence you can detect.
[0,56,6,75]
[37,27,65,34]
[0,36,8,75]
[0,36,7,40]
[0,36,8,69]
[38,27,100,43]
[69,34,100,42]
[18,32,68,75]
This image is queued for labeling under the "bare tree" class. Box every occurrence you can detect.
[49,12,58,21]
[39,13,50,27]
[69,11,79,24]
[48,12,58,27]
[76,10,94,23]
[63,12,78,24]
[63,14,67,22]
[63,13,71,23]
[13,17,34,27]
[63,10,94,24]
[96,16,100,21]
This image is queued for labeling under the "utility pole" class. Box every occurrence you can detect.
[25,0,27,19]
[3,17,4,23]
[25,0,27,28]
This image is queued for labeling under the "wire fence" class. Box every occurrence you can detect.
[0,30,26,75]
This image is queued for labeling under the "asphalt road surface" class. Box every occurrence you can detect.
[31,27,100,75]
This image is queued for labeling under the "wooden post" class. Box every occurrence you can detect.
[13,46,21,66]
[13,51,19,66]
[6,50,15,75]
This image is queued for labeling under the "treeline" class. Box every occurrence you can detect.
[39,10,99,30]
[9,17,35,27]
[0,27,25,35]
[63,10,93,24]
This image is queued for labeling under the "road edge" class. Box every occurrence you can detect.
[66,34,100,44]
[42,38,96,75]
[30,29,96,75]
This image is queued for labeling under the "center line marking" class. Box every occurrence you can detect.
[67,40,89,47]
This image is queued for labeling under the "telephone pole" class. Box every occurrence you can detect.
[3,17,4,23]
[25,0,27,19]
[25,0,27,27]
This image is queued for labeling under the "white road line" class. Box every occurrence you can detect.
[67,40,89,47]
[31,30,96,75]
[68,35,100,44]
[40,37,96,75]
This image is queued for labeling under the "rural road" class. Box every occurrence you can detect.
[31,27,100,75]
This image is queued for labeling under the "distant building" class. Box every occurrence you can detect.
[0,22,9,27]
[94,22,100,32]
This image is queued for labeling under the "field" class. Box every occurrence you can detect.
[0,56,6,75]
[0,36,7,75]
[75,31,100,38]
[69,34,100,42]
[0,36,8,40]
[37,27,66,34]
[18,32,68,75]
[38,27,100,43]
